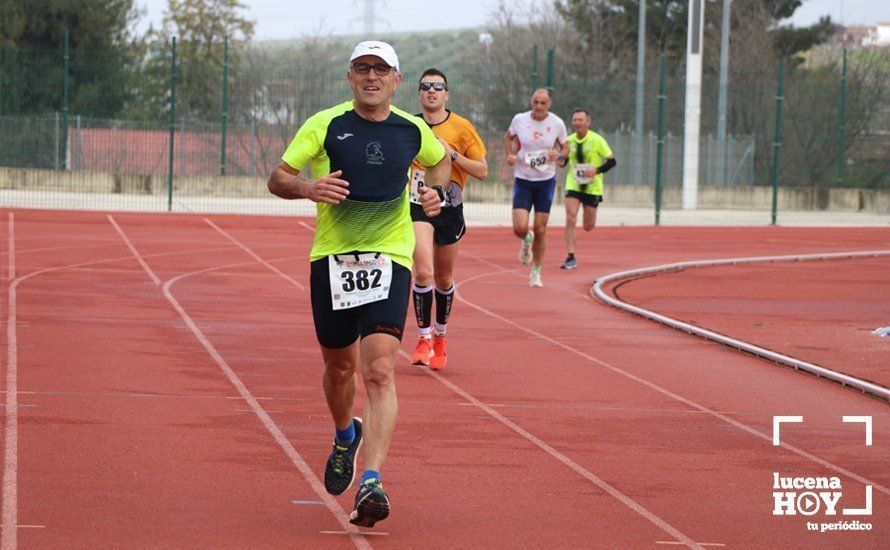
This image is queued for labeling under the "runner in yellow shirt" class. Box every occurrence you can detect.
[559,108,616,270]
[408,68,488,370]
[268,41,449,528]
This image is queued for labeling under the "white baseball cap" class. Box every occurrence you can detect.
[349,41,400,73]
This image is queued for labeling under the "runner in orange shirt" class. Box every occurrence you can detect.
[408,68,488,370]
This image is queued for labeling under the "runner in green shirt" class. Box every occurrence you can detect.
[559,108,616,270]
[268,41,449,528]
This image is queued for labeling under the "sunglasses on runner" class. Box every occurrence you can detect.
[351,62,394,76]
[419,82,447,92]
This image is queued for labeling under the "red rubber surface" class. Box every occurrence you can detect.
[2,210,887,549]
[610,257,890,389]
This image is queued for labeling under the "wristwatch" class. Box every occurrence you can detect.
[451,150,459,161]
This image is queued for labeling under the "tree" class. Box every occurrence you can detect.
[554,1,704,70]
[133,0,254,122]
[554,0,833,70]
[0,0,140,117]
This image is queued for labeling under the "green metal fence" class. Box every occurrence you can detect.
[0,37,888,224]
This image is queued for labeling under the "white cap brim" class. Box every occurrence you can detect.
[349,41,400,73]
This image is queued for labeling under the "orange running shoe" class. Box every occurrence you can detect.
[411,337,432,366]
[430,336,447,370]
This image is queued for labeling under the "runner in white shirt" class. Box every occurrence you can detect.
[504,88,568,287]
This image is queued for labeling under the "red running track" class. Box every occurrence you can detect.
[1,210,887,549]
[608,256,890,390]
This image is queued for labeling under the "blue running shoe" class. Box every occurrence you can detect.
[324,417,362,495]
[560,255,577,270]
[349,478,391,527]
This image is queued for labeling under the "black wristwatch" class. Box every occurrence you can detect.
[451,150,459,161]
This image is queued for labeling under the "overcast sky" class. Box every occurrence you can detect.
[135,0,890,41]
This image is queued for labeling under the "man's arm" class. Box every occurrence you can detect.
[457,155,488,180]
[417,155,451,217]
[503,132,517,166]
[437,138,488,180]
[548,139,566,164]
[267,162,349,204]
[584,156,617,178]
[558,141,570,167]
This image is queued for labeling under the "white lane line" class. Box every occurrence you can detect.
[204,218,305,290]
[320,530,388,537]
[2,224,360,547]
[161,270,368,549]
[657,542,725,547]
[2,213,17,550]
[6,213,14,281]
[107,215,161,285]
[251,223,701,548]
[593,250,890,401]
[396,347,699,548]
[454,261,890,497]
[17,242,118,255]
[460,250,591,299]
[106,221,367,549]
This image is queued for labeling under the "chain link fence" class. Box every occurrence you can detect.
[0,38,888,223]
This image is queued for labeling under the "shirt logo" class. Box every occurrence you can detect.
[366,141,385,165]
[533,131,544,140]
[336,133,353,140]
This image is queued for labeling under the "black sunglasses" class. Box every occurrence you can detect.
[351,62,394,76]
[419,82,447,92]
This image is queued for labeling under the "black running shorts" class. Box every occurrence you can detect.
[410,202,467,246]
[310,257,412,349]
[565,189,603,208]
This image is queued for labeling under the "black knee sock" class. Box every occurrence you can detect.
[412,284,433,330]
[434,285,455,327]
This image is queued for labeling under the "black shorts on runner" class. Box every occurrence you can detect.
[310,257,412,349]
[410,202,467,246]
[565,190,603,208]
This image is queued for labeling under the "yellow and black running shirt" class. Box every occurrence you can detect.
[282,101,445,269]
[564,131,613,195]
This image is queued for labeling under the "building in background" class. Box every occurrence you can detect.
[836,23,890,46]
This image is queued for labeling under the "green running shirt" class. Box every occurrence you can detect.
[564,131,614,195]
[282,101,445,268]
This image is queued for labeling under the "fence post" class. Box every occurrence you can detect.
[76,115,82,171]
[770,59,784,226]
[249,119,255,177]
[531,45,538,90]
[54,112,60,169]
[63,27,70,170]
[220,35,229,176]
[836,47,847,186]
[655,56,666,226]
[167,37,177,212]
[706,134,713,185]
[545,48,554,93]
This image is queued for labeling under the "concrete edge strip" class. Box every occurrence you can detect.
[591,250,890,402]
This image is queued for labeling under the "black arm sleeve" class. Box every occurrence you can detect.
[596,157,616,174]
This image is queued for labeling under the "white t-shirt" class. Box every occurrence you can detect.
[507,111,568,181]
